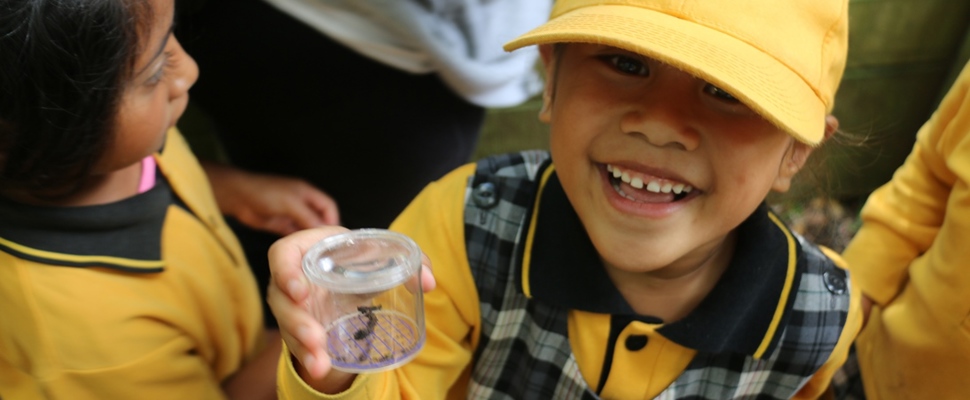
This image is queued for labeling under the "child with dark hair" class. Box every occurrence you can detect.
[266,0,863,399]
[0,0,336,397]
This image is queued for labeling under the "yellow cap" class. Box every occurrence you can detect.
[505,0,849,145]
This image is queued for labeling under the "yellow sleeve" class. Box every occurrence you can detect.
[842,61,970,306]
[791,248,863,400]
[278,163,482,400]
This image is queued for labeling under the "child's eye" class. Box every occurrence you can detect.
[704,84,740,103]
[603,55,650,76]
[146,51,175,86]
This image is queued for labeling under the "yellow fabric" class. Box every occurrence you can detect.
[277,347,380,400]
[278,161,860,399]
[569,312,696,399]
[842,61,970,399]
[504,0,849,145]
[568,250,859,400]
[0,128,264,399]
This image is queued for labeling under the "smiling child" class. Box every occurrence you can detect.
[267,0,862,399]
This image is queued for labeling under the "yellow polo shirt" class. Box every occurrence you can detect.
[0,129,264,399]
[280,160,859,399]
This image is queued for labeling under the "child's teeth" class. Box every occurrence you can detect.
[609,164,693,196]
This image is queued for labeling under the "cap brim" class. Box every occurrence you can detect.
[505,6,825,144]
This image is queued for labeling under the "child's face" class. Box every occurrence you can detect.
[540,44,812,276]
[96,0,198,174]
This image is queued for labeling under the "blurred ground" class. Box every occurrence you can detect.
[773,198,861,253]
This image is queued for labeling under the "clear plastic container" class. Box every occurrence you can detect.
[302,229,425,373]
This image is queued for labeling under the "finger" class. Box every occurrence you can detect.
[261,216,301,236]
[268,281,329,373]
[268,226,351,302]
[420,253,436,292]
[268,184,339,229]
[420,266,437,293]
[403,253,436,294]
[305,191,341,226]
[285,181,339,224]
[280,326,331,379]
[231,210,295,236]
[284,197,328,230]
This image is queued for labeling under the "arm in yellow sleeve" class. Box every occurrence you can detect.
[277,164,482,400]
[843,62,970,306]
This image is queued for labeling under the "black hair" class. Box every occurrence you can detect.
[548,43,567,102]
[0,0,153,198]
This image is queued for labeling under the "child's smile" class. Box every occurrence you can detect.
[606,164,694,203]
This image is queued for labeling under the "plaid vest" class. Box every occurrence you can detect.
[461,151,851,399]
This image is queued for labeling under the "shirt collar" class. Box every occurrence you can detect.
[0,170,171,273]
[521,164,802,358]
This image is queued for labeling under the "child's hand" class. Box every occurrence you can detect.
[202,162,340,235]
[266,227,436,392]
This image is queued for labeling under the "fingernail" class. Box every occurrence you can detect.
[287,279,305,297]
[297,325,311,342]
[304,353,316,370]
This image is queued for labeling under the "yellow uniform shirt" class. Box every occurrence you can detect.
[281,157,859,399]
[0,129,264,399]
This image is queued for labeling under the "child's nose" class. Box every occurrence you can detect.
[620,93,701,152]
[170,39,199,99]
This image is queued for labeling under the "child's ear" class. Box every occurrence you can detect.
[538,45,555,123]
[823,114,839,141]
[771,140,814,193]
[771,115,838,192]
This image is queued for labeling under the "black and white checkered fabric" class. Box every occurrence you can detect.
[461,151,851,399]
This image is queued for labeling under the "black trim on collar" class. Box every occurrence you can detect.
[525,166,635,314]
[0,172,173,272]
[522,166,801,357]
[656,203,801,357]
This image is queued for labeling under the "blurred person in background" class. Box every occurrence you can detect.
[176,0,551,326]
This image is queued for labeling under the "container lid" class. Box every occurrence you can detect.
[302,229,421,294]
